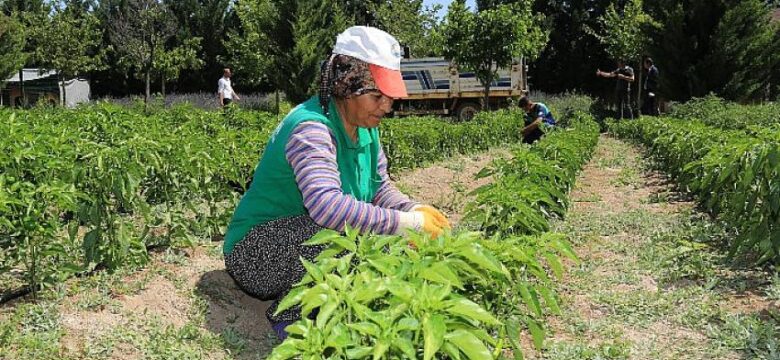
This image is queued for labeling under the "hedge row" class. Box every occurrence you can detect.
[610,117,780,263]
[668,94,780,130]
[465,112,601,236]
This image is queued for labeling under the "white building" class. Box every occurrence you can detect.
[1,68,90,108]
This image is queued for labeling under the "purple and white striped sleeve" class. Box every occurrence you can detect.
[372,149,418,211]
[285,122,412,234]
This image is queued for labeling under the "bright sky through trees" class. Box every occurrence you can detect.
[423,0,477,18]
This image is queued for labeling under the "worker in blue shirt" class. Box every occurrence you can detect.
[518,96,556,144]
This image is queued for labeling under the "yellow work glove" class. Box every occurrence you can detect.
[398,206,450,248]
[415,210,445,239]
[414,205,451,230]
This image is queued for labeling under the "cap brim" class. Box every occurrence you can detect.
[369,64,408,99]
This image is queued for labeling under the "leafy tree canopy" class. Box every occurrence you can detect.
[443,0,548,108]
[0,12,25,87]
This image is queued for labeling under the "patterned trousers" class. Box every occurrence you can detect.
[225,215,325,323]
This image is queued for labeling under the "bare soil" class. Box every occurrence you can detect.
[56,246,276,359]
[394,148,511,225]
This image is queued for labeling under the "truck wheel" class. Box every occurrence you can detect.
[455,102,481,122]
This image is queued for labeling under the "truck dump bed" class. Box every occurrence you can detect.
[400,57,525,100]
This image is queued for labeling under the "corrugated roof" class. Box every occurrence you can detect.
[5,68,57,82]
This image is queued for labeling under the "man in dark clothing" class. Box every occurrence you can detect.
[641,57,660,116]
[597,60,635,119]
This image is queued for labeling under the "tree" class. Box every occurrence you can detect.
[589,0,657,106]
[153,37,204,97]
[165,0,237,91]
[528,0,616,94]
[2,0,49,107]
[442,0,548,109]
[712,0,780,101]
[645,0,779,102]
[771,23,780,100]
[31,5,105,106]
[110,0,177,106]
[644,0,727,101]
[288,0,350,101]
[1,0,47,16]
[225,0,274,91]
[0,13,25,100]
[341,0,383,25]
[476,0,522,11]
[371,0,444,58]
[227,0,349,103]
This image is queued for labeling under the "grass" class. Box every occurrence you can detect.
[80,314,229,359]
[610,167,641,187]
[67,263,155,299]
[544,340,632,360]
[394,182,414,197]
[443,159,465,172]
[767,273,780,302]
[594,136,636,170]
[573,194,603,203]
[0,302,63,360]
[708,312,780,358]
[429,180,470,216]
[540,135,779,360]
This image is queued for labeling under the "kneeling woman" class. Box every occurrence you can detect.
[223,26,449,339]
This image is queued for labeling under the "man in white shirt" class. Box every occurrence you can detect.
[218,68,240,107]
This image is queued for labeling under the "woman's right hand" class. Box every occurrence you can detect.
[414,205,451,230]
[398,209,448,245]
[414,209,446,239]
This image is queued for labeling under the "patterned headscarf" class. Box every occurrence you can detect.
[319,54,378,115]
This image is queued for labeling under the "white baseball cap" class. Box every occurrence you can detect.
[333,26,408,98]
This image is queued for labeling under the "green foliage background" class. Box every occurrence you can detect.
[3,0,778,102]
[0,13,25,89]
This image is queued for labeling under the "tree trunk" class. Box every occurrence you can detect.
[19,69,26,108]
[145,70,151,110]
[147,41,155,108]
[161,76,166,99]
[636,58,642,116]
[60,75,67,107]
[483,81,491,111]
[275,90,281,116]
[482,64,493,111]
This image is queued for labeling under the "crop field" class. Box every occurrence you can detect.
[0,102,534,295]
[1,96,778,359]
[4,0,779,357]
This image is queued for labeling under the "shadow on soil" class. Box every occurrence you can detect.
[195,270,279,360]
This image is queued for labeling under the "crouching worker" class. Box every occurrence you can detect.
[518,96,556,144]
[222,26,450,340]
